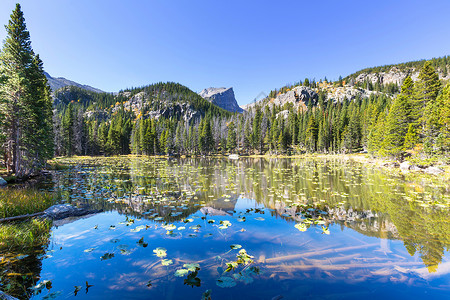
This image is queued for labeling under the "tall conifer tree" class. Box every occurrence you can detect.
[0,4,54,177]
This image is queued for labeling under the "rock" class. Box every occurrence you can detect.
[0,177,7,186]
[353,66,450,86]
[0,291,19,300]
[276,110,290,119]
[272,86,318,109]
[44,204,102,220]
[326,86,378,103]
[200,207,231,216]
[411,165,422,172]
[423,166,445,175]
[400,161,412,171]
[199,87,243,113]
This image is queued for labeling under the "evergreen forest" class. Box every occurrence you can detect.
[1,4,450,179]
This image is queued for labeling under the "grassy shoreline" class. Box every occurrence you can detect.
[0,189,56,219]
[0,188,56,252]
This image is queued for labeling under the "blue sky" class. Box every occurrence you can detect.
[1,0,450,105]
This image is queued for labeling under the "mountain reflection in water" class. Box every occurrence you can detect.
[1,157,448,299]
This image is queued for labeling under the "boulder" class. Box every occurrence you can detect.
[423,166,445,175]
[44,204,102,220]
[0,177,7,186]
[399,161,412,171]
[411,165,422,172]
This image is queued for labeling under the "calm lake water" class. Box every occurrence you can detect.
[1,157,450,299]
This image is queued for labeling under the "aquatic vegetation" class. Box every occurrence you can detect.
[2,156,449,299]
[174,269,189,277]
[161,259,173,266]
[153,247,167,258]
[100,253,114,260]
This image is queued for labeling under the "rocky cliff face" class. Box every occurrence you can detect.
[244,85,380,111]
[44,72,104,93]
[199,87,243,113]
[353,66,450,86]
[243,86,319,111]
[113,91,202,123]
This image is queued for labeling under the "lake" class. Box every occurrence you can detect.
[1,157,449,299]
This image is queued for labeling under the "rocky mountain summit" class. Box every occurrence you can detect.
[44,72,104,93]
[199,87,243,113]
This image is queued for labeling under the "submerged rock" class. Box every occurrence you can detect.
[44,204,102,220]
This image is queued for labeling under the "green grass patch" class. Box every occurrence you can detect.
[0,189,56,218]
[0,218,51,250]
[46,160,71,170]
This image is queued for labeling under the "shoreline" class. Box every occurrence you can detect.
[51,153,449,180]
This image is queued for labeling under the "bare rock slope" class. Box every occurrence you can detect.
[199,87,243,113]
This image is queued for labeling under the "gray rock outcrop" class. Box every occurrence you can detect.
[199,87,243,113]
[326,86,379,103]
[424,166,445,175]
[272,86,318,108]
[354,66,450,86]
[44,204,102,220]
[0,177,7,187]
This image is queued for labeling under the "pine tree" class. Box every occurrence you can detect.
[305,115,317,152]
[437,83,450,152]
[403,124,418,151]
[226,121,237,152]
[0,4,54,177]
[383,94,411,158]
[62,103,74,156]
[413,62,441,128]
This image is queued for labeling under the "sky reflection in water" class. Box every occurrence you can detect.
[2,157,450,299]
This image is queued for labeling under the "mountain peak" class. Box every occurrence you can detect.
[199,87,243,113]
[44,72,104,94]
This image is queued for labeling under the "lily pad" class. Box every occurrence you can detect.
[216,276,236,288]
[100,253,115,260]
[294,223,307,232]
[153,247,167,258]
[161,259,173,266]
[174,269,189,277]
[183,263,200,272]
[230,244,242,250]
[321,226,330,235]
[137,237,148,247]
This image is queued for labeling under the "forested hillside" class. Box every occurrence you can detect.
[52,59,450,163]
[345,55,450,82]
[53,82,231,156]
